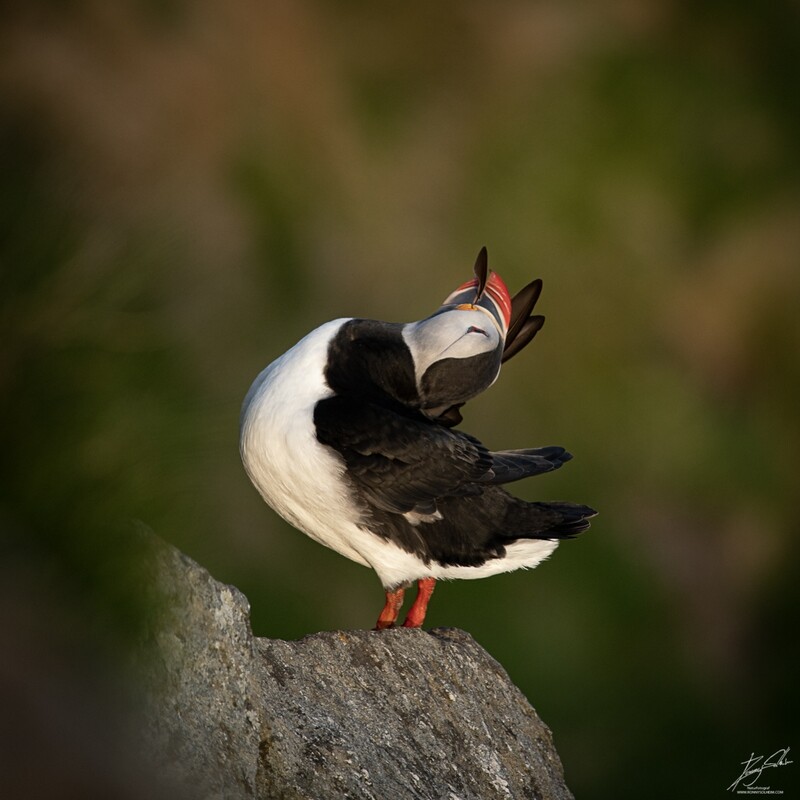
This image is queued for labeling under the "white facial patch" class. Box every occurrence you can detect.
[402,309,502,385]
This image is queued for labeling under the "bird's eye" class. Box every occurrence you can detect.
[467,326,488,337]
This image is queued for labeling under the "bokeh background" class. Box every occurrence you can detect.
[2,1,799,798]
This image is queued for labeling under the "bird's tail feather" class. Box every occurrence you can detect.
[502,498,597,541]
[539,501,597,538]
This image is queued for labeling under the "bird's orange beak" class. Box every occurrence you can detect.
[440,271,512,336]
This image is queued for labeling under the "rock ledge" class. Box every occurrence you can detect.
[141,537,573,800]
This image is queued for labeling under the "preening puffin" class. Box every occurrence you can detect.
[240,248,596,629]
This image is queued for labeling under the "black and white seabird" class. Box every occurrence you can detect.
[240,248,596,629]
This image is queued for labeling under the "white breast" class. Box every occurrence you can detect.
[239,319,373,565]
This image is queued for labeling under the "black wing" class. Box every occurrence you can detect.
[484,445,572,484]
[315,395,490,515]
[314,396,571,515]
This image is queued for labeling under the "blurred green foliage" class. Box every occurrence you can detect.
[2,1,798,797]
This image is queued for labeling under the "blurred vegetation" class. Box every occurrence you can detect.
[1,1,798,797]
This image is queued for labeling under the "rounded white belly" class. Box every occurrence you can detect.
[239,319,375,567]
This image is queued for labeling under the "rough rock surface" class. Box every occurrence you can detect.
[141,540,262,798]
[141,536,574,800]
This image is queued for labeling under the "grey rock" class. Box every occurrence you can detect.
[140,540,262,799]
[142,537,573,800]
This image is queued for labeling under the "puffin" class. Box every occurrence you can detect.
[240,248,596,630]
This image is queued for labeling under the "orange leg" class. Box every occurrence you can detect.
[402,578,436,628]
[374,585,406,630]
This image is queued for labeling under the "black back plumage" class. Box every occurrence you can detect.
[315,317,596,574]
[323,319,418,410]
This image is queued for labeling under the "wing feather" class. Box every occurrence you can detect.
[314,396,492,515]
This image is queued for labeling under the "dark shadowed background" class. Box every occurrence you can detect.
[2,2,799,798]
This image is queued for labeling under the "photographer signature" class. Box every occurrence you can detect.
[728,747,792,793]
